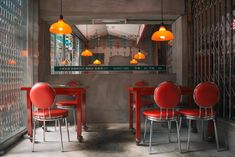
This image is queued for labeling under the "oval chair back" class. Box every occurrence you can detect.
[154,81,181,108]
[154,81,181,120]
[30,83,55,109]
[30,83,56,119]
[193,82,220,118]
[66,80,79,87]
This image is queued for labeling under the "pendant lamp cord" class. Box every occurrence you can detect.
[161,0,163,25]
[96,30,99,48]
[86,24,88,48]
[60,0,63,19]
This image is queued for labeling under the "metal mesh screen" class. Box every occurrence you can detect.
[0,0,27,143]
[192,0,235,120]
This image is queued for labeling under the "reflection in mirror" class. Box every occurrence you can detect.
[50,24,172,74]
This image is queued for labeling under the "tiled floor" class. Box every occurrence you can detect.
[4,123,233,157]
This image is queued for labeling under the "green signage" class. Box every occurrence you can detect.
[54,66,166,71]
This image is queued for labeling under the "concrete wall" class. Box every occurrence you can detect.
[45,74,176,123]
[217,119,235,153]
[172,15,188,86]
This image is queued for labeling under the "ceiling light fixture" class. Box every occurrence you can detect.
[134,49,145,60]
[82,25,93,56]
[49,0,72,35]
[93,59,101,65]
[92,19,127,24]
[60,59,69,65]
[151,0,174,41]
[130,58,138,65]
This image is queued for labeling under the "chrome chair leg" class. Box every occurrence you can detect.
[32,121,36,152]
[43,121,46,142]
[65,118,70,142]
[58,120,64,152]
[179,116,182,131]
[143,118,147,143]
[202,120,204,141]
[176,120,181,153]
[213,119,220,151]
[54,120,57,131]
[149,120,153,154]
[168,121,171,143]
[187,119,191,151]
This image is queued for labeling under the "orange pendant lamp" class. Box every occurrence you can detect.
[81,49,93,57]
[60,59,69,65]
[130,58,138,65]
[93,59,101,65]
[151,0,174,41]
[82,25,93,56]
[134,50,145,60]
[49,0,72,35]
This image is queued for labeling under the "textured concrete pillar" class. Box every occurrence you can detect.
[172,15,188,86]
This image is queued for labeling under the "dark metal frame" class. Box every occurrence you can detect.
[192,0,235,120]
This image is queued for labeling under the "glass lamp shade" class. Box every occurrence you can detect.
[7,59,16,65]
[93,59,101,65]
[60,59,69,65]
[130,59,138,65]
[49,19,72,35]
[20,50,28,57]
[81,49,93,57]
[151,26,174,41]
[134,51,145,60]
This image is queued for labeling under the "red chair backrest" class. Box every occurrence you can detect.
[154,81,181,108]
[135,80,148,87]
[30,83,55,109]
[194,82,220,108]
[66,80,79,87]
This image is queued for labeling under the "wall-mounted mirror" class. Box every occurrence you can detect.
[50,24,172,74]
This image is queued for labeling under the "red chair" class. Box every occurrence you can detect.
[143,81,181,154]
[178,82,220,151]
[56,80,79,129]
[30,83,69,152]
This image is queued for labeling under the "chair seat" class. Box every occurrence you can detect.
[56,100,77,106]
[178,109,216,118]
[33,109,68,118]
[143,109,180,119]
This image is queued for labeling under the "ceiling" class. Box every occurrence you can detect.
[40,0,185,25]
[76,24,141,40]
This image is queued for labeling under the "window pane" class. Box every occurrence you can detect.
[0,0,28,144]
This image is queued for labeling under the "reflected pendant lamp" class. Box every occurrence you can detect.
[60,59,69,65]
[82,25,93,56]
[49,0,72,35]
[81,49,93,57]
[7,59,16,65]
[130,58,138,65]
[151,0,174,41]
[134,50,145,60]
[93,59,101,65]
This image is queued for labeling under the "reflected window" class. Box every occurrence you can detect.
[50,34,83,74]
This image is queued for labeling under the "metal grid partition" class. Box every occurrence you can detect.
[0,0,27,146]
[192,0,235,120]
